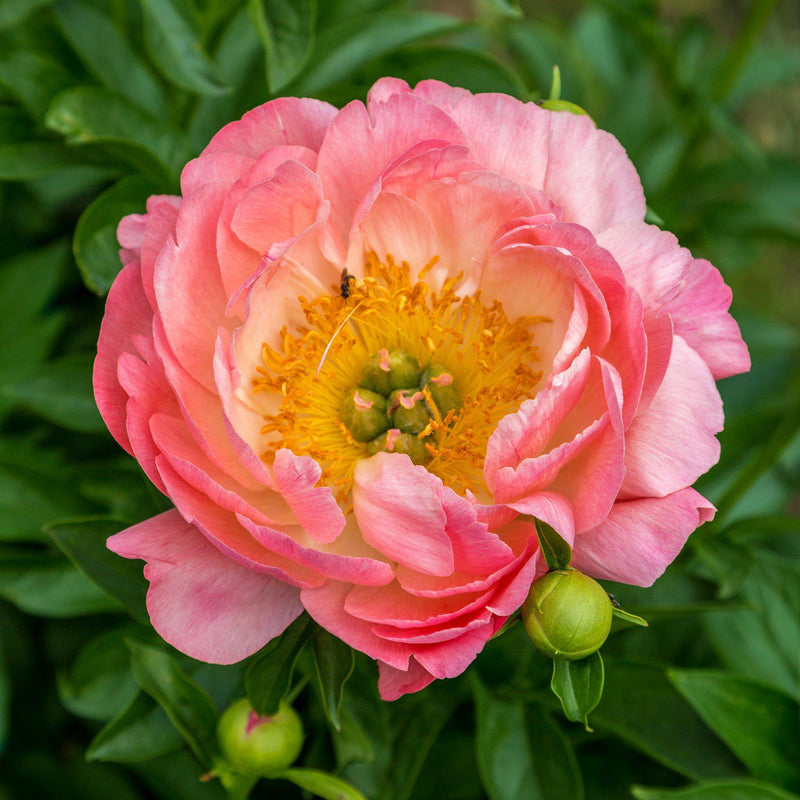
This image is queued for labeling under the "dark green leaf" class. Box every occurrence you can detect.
[245,615,313,716]
[0,629,8,751]
[0,549,122,617]
[473,676,582,800]
[45,86,190,182]
[550,652,604,730]
[670,671,800,791]
[3,352,105,432]
[0,142,76,180]
[139,0,230,95]
[0,0,55,27]
[0,51,77,120]
[312,628,354,731]
[282,768,368,800]
[88,691,184,763]
[632,779,800,800]
[248,0,316,93]
[293,11,465,95]
[128,640,219,768]
[480,0,523,19]
[591,660,743,781]
[611,607,649,627]
[54,0,167,116]
[533,518,572,570]
[57,626,143,720]
[73,174,159,294]
[47,517,149,623]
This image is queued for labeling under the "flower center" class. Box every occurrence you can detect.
[253,254,548,504]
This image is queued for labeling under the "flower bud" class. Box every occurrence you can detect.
[341,388,389,442]
[388,389,430,434]
[522,569,612,660]
[217,698,303,778]
[420,363,461,418]
[361,349,420,394]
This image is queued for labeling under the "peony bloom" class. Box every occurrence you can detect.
[95,78,749,699]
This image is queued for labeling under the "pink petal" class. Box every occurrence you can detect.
[622,335,723,499]
[572,488,715,586]
[353,453,454,577]
[377,658,435,700]
[108,510,303,663]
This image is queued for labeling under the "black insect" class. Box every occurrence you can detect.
[339,268,356,299]
[607,593,621,609]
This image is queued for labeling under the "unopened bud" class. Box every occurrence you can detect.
[420,363,461,418]
[367,428,430,465]
[217,698,303,777]
[389,389,430,434]
[522,569,612,660]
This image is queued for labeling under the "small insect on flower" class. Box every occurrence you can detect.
[340,268,355,299]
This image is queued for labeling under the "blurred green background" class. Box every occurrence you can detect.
[0,1,798,799]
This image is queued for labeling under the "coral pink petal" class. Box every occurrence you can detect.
[414,623,499,679]
[272,449,345,544]
[353,453,454,577]
[180,152,255,196]
[622,335,723,499]
[154,184,232,392]
[203,97,337,158]
[108,510,304,663]
[138,200,180,310]
[507,491,576,547]
[316,92,467,255]
[377,658,435,701]
[94,261,153,454]
[572,488,715,586]
[301,581,412,670]
[373,608,493,644]
[543,111,646,234]
[664,258,751,380]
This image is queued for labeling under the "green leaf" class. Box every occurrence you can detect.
[245,615,313,716]
[54,0,167,117]
[282,768,368,800]
[670,671,800,791]
[128,640,219,768]
[632,779,800,800]
[0,142,76,180]
[479,0,523,19]
[248,0,316,93]
[45,86,190,182]
[87,691,184,763]
[591,660,743,781]
[311,628,354,731]
[550,652,604,730]
[139,0,230,95]
[0,0,55,28]
[0,51,77,120]
[0,549,122,617]
[73,174,159,295]
[0,629,9,752]
[47,517,149,623]
[3,352,105,432]
[533,518,572,570]
[611,606,649,627]
[293,11,465,95]
[473,676,582,800]
[57,626,143,720]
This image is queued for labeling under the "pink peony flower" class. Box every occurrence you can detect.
[95,78,750,699]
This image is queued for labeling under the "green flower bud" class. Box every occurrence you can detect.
[341,388,389,442]
[217,698,303,777]
[367,429,430,465]
[361,349,420,394]
[522,569,612,661]
[388,389,430,434]
[420,363,461,418]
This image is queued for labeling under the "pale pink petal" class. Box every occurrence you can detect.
[353,454,454,577]
[203,97,337,159]
[377,658,435,701]
[572,488,715,586]
[180,152,255,196]
[94,261,153,453]
[622,335,723,499]
[272,449,345,544]
[108,510,304,663]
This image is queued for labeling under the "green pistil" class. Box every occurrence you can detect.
[341,350,462,464]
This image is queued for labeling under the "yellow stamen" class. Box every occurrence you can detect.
[253,254,549,504]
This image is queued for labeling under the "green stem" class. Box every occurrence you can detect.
[218,770,258,800]
[712,0,781,102]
